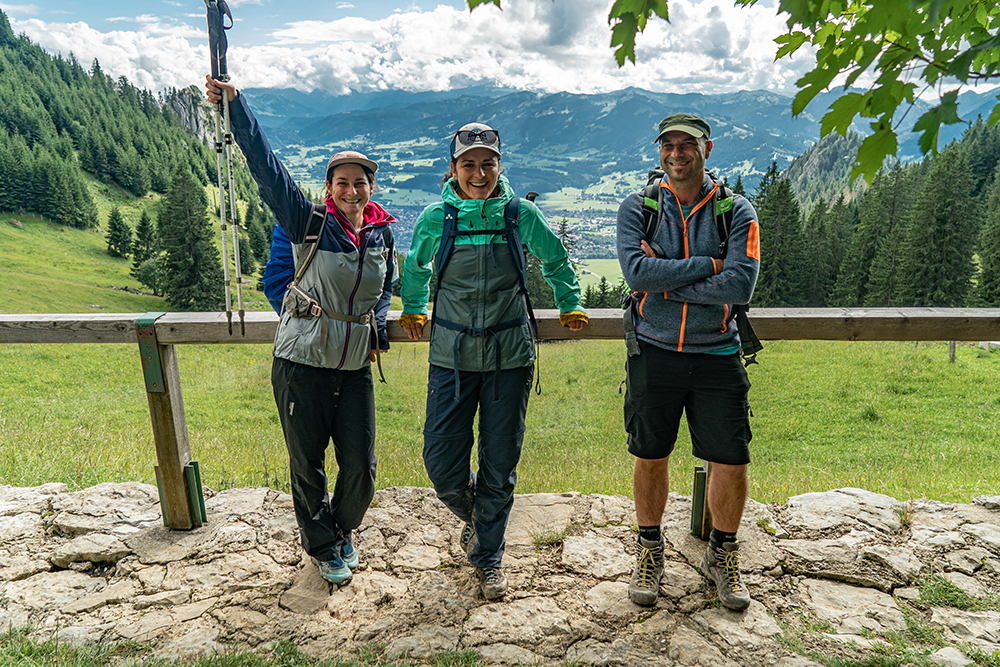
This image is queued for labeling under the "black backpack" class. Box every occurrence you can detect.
[622,170,763,366]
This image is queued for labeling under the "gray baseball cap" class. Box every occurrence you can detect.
[450,122,502,160]
[654,113,712,143]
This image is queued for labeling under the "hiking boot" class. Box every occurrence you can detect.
[342,538,359,570]
[460,522,478,556]
[629,536,664,606]
[317,556,352,585]
[701,541,750,611]
[475,566,508,600]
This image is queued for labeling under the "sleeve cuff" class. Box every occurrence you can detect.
[560,311,589,327]
[399,313,428,327]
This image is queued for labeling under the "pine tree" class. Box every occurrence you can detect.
[554,218,578,275]
[732,175,746,197]
[525,253,556,309]
[972,164,1000,306]
[105,206,132,258]
[753,177,805,307]
[245,199,268,264]
[802,200,834,306]
[238,234,256,276]
[130,210,156,277]
[158,169,224,311]
[751,161,780,210]
[863,162,923,307]
[895,145,979,307]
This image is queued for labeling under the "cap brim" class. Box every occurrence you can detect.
[327,157,379,174]
[654,123,709,143]
[452,144,502,159]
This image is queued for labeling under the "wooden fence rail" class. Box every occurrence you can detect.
[3,307,999,529]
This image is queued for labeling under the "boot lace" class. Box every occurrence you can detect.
[635,543,663,588]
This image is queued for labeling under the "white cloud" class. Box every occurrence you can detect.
[0,3,40,14]
[12,0,809,98]
[11,17,205,92]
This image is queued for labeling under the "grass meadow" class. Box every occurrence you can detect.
[2,336,998,505]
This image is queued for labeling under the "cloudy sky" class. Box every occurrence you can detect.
[3,0,811,97]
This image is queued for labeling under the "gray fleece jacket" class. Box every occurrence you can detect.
[616,173,760,353]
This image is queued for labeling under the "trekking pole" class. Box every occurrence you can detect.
[205,0,245,336]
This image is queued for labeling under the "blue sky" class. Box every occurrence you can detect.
[2,0,807,96]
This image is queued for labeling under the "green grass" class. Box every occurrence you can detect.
[0,630,488,667]
[0,183,270,314]
[576,258,624,290]
[2,339,999,504]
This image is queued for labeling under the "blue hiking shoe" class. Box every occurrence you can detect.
[342,539,359,570]
[317,556,352,585]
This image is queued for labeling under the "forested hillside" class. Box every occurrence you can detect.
[0,11,229,228]
[753,117,1000,309]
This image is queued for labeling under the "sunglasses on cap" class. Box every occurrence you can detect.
[450,129,501,157]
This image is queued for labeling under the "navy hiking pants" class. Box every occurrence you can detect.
[422,363,533,569]
[271,357,377,563]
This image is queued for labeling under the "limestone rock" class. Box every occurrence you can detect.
[386,625,459,660]
[692,600,783,647]
[562,534,632,579]
[785,488,902,533]
[0,513,43,542]
[2,570,104,611]
[589,494,630,527]
[668,625,741,667]
[973,495,1000,510]
[51,533,131,567]
[960,522,1000,551]
[279,561,330,615]
[797,578,905,635]
[860,544,924,582]
[506,493,576,546]
[929,646,974,667]
[930,608,1000,648]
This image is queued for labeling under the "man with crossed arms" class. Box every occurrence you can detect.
[616,113,761,610]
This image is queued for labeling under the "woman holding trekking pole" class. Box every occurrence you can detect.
[398,122,587,600]
[205,76,396,586]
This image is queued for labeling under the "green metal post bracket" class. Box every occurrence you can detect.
[690,465,707,537]
[136,312,167,393]
[154,461,207,528]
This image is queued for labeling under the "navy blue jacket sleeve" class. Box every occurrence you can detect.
[262,224,294,313]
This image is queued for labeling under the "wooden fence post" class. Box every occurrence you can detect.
[136,313,195,530]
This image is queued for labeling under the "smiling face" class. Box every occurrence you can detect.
[451,147,500,200]
[327,163,372,223]
[659,130,712,187]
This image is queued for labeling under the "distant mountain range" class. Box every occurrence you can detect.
[241,84,995,196]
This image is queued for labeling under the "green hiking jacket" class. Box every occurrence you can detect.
[401,176,583,371]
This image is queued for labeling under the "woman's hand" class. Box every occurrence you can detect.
[566,319,586,331]
[370,349,389,363]
[402,322,424,340]
[204,75,238,104]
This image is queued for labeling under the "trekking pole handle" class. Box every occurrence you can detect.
[204,0,233,85]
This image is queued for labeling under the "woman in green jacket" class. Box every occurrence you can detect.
[399,123,587,600]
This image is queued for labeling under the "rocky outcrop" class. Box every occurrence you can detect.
[1,483,998,665]
[163,85,213,144]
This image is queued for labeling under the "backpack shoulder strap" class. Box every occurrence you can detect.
[503,196,528,291]
[434,203,459,293]
[640,180,665,257]
[293,203,327,282]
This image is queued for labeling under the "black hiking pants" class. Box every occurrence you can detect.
[271,357,377,563]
